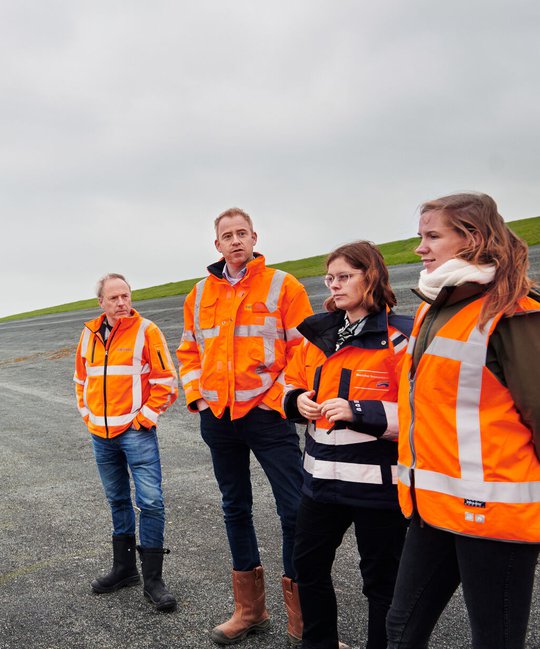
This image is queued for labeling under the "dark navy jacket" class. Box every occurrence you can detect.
[284,308,413,509]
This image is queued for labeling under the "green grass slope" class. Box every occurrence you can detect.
[2,216,539,322]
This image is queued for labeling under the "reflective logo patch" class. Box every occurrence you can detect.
[464,499,485,508]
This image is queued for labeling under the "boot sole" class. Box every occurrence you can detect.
[91,575,140,594]
[143,590,177,612]
[210,619,271,645]
[287,632,302,647]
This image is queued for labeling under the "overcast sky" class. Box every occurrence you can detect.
[1,1,539,318]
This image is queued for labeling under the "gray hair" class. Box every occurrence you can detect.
[95,273,131,298]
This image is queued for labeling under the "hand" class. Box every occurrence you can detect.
[196,398,210,412]
[320,398,353,424]
[297,390,323,420]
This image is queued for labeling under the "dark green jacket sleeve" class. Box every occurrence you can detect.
[487,311,540,458]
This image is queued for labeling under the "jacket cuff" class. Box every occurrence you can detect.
[347,400,387,437]
[283,389,308,423]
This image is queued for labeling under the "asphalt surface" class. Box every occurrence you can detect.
[1,251,539,649]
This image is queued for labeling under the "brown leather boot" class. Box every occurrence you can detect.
[282,576,303,646]
[210,566,270,645]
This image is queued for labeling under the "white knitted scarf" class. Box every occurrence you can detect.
[418,258,496,301]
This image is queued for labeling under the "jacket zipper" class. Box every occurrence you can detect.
[103,328,118,438]
[157,349,166,370]
[407,375,421,523]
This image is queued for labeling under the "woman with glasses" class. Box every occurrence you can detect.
[386,193,540,649]
[283,240,412,649]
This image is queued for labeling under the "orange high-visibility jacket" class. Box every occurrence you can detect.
[74,309,178,438]
[283,308,411,508]
[176,254,313,420]
[398,295,540,542]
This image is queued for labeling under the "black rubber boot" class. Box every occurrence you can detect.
[137,546,177,612]
[91,534,140,593]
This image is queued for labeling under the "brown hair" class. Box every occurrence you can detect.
[420,192,534,327]
[214,208,253,235]
[95,273,131,298]
[324,240,396,314]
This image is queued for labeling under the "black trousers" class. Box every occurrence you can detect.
[386,516,540,649]
[293,495,407,649]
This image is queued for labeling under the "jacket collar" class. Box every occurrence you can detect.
[413,282,487,309]
[84,308,141,334]
[207,252,266,280]
[298,308,389,357]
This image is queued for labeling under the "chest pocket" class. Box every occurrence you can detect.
[351,365,391,398]
[198,294,219,329]
[335,366,393,400]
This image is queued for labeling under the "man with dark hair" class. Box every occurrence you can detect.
[74,273,178,611]
[177,208,313,645]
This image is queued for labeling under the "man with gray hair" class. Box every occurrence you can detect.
[74,273,178,611]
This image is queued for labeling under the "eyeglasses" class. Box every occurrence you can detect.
[323,272,364,288]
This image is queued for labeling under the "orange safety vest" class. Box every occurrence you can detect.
[177,254,313,420]
[398,295,540,542]
[74,310,178,438]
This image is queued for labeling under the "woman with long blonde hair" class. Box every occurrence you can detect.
[387,192,540,649]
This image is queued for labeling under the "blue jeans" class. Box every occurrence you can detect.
[386,516,540,649]
[294,495,407,649]
[199,406,303,578]
[91,427,165,548]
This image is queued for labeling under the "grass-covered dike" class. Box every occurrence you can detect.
[3,215,539,322]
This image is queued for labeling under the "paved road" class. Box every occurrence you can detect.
[1,252,539,649]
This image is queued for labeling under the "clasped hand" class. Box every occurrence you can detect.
[297,390,353,423]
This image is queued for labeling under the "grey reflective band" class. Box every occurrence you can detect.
[397,463,411,486]
[266,269,286,312]
[425,317,495,481]
[414,468,540,504]
[193,278,211,351]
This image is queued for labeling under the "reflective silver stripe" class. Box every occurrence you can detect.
[80,328,91,357]
[380,401,398,440]
[77,404,89,417]
[235,317,285,368]
[266,269,286,311]
[141,404,159,424]
[182,329,196,342]
[415,468,540,504]
[390,331,408,354]
[149,376,178,388]
[193,278,209,350]
[304,451,386,485]
[201,388,219,402]
[86,365,150,376]
[88,412,134,426]
[406,334,416,355]
[427,336,486,366]
[181,369,201,387]
[310,423,376,446]
[132,319,152,412]
[234,324,285,339]
[73,375,85,386]
[285,327,302,341]
[199,326,221,340]
[235,372,273,401]
[426,318,495,481]
[397,463,411,486]
[406,303,430,355]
